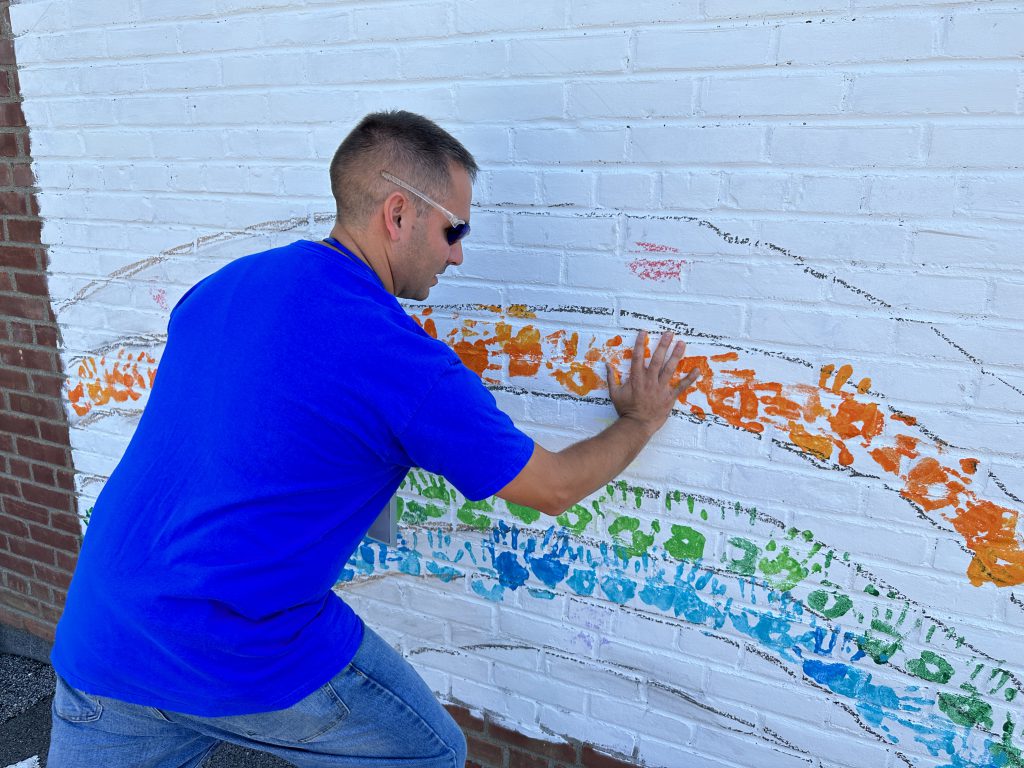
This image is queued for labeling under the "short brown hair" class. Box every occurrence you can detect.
[329,111,478,227]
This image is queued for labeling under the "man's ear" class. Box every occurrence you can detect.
[382,191,407,242]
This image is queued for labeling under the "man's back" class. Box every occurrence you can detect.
[51,239,533,716]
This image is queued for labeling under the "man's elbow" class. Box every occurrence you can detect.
[532,477,578,518]
[537,495,569,518]
[496,481,572,519]
[496,443,576,519]
[501,489,569,519]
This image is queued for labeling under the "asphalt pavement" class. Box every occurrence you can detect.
[0,653,297,768]
[0,653,51,768]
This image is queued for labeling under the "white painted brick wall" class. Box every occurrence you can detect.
[14,1,1024,766]
[703,73,848,117]
[945,9,1024,58]
[508,34,629,76]
[635,26,774,70]
[777,15,936,65]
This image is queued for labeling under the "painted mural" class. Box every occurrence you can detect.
[57,213,1024,768]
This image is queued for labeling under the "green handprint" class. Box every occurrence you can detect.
[857,602,911,664]
[608,515,658,560]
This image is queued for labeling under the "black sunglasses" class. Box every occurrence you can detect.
[380,171,471,245]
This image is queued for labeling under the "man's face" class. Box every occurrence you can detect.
[393,164,472,301]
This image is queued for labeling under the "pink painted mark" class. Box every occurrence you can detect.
[634,241,680,254]
[628,258,686,282]
[150,288,169,311]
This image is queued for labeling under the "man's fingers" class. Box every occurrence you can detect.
[661,339,687,381]
[630,331,647,379]
[650,331,674,370]
[673,368,700,398]
[605,362,621,390]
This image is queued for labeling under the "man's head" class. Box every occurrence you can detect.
[329,111,478,300]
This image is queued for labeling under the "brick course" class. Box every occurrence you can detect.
[446,705,635,768]
[0,0,79,645]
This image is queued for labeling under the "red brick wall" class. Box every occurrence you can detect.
[447,706,637,768]
[0,0,80,645]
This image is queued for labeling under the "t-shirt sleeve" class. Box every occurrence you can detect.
[397,359,535,501]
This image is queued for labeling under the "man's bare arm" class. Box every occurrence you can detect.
[496,330,698,517]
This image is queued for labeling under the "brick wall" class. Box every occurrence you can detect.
[0,0,79,645]
[447,705,635,768]
[7,1,1024,766]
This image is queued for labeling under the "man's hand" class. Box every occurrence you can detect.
[606,331,698,436]
[497,330,699,517]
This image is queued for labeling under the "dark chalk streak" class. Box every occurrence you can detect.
[621,310,817,369]
[932,327,985,367]
[833,275,892,308]
[1010,593,1024,615]
[488,383,757,436]
[771,438,882,480]
[882,404,955,452]
[989,472,1024,506]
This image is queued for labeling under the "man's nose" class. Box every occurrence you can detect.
[448,240,464,266]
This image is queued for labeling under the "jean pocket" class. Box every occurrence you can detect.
[216,680,351,745]
[53,676,104,723]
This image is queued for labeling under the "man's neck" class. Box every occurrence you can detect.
[326,224,395,295]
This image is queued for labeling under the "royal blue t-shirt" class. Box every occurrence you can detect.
[51,239,534,716]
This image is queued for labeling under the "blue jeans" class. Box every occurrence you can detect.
[47,626,467,768]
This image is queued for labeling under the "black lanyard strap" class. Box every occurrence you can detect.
[320,237,385,290]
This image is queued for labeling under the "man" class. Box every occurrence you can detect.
[48,111,697,768]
